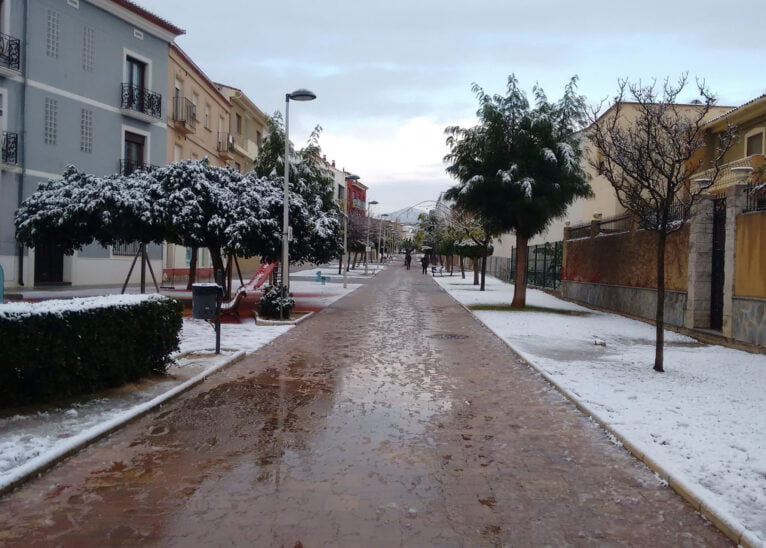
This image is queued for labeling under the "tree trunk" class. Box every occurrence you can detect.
[473,258,479,285]
[338,254,343,275]
[460,256,465,279]
[511,234,529,308]
[209,247,226,285]
[480,244,488,291]
[186,247,198,290]
[654,231,667,372]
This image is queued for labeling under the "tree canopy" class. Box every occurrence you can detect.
[444,75,591,305]
[15,159,342,278]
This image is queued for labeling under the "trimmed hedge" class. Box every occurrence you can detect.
[0,294,182,407]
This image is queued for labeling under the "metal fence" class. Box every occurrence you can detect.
[746,181,766,212]
[487,241,562,290]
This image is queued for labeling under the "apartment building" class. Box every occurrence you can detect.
[0,0,182,288]
[215,83,267,173]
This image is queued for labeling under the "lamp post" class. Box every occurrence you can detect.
[364,200,378,275]
[378,213,389,266]
[282,88,316,299]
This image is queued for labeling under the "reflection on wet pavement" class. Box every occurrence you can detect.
[0,266,730,546]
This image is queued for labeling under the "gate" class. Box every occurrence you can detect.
[710,198,726,330]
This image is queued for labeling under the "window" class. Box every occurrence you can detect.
[80,109,93,153]
[191,93,198,121]
[256,130,262,148]
[123,131,145,174]
[82,26,95,71]
[44,98,57,145]
[126,56,146,89]
[235,113,242,134]
[204,104,210,128]
[46,9,60,58]
[746,132,764,157]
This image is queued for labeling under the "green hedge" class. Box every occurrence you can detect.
[0,294,182,407]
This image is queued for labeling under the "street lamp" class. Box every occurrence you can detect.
[364,200,378,275]
[378,213,389,265]
[282,88,316,298]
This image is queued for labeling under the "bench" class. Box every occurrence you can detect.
[431,265,444,277]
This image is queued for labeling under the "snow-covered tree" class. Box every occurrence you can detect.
[253,114,342,265]
[587,76,735,373]
[444,75,591,305]
[15,166,165,253]
[16,159,341,289]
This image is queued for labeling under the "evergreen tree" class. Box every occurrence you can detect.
[444,75,591,306]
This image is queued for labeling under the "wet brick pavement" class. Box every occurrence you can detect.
[0,266,730,546]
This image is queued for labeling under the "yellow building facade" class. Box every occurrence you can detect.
[215,84,269,172]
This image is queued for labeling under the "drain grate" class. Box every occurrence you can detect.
[428,333,469,340]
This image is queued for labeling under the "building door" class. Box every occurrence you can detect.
[34,243,65,285]
[710,198,726,330]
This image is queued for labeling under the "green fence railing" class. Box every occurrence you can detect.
[487,241,562,290]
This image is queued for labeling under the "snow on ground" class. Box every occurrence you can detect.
[434,274,766,543]
[293,262,386,281]
[0,279,359,491]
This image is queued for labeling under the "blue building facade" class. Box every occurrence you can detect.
[0,0,182,288]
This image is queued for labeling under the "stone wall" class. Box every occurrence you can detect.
[732,297,766,346]
[561,281,687,327]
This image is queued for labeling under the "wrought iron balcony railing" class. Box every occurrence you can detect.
[172,96,196,130]
[119,160,157,176]
[2,132,18,165]
[120,83,162,119]
[217,132,234,153]
[0,32,21,72]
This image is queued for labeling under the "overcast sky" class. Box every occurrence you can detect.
[145,0,765,214]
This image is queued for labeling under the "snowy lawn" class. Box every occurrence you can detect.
[0,279,358,491]
[434,274,766,543]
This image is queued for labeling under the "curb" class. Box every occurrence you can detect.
[441,288,763,547]
[0,349,247,498]
[254,310,315,326]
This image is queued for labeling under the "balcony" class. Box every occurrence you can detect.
[119,160,157,176]
[120,83,162,120]
[694,155,765,194]
[0,32,21,74]
[171,96,196,134]
[2,132,18,165]
[217,132,235,160]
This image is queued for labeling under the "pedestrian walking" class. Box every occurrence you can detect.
[404,252,412,270]
[420,254,429,275]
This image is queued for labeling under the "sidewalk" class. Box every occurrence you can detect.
[433,273,766,546]
[0,277,360,494]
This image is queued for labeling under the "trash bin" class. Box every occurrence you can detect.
[192,283,222,320]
